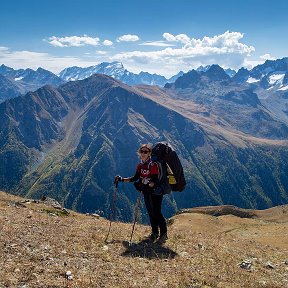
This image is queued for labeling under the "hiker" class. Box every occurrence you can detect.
[115,144,168,244]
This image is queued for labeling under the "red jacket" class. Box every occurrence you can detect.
[129,157,159,190]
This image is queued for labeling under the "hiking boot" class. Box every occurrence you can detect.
[156,233,168,245]
[143,233,159,243]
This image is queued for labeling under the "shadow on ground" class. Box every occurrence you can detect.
[121,240,178,259]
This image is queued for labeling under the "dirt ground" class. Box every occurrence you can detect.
[0,191,287,288]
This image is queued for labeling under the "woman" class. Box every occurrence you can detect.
[115,144,168,244]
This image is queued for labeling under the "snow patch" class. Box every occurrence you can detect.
[247,77,259,83]
[278,85,288,91]
[14,76,24,81]
[268,73,285,85]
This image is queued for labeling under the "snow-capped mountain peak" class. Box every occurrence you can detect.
[232,57,288,91]
[58,61,171,86]
[58,62,126,81]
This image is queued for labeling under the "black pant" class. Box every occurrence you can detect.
[143,192,167,236]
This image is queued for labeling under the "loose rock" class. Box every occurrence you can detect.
[239,259,252,270]
[65,270,73,280]
[179,251,190,258]
[265,262,275,269]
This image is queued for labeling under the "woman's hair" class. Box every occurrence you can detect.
[137,143,152,155]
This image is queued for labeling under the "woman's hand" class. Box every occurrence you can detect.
[114,175,123,183]
[148,181,154,188]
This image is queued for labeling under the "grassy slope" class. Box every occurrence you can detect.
[0,191,287,288]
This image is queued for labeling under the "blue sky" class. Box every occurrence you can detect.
[0,0,287,77]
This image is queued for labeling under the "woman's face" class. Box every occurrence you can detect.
[139,148,151,161]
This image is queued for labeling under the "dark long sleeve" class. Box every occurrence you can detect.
[129,170,140,182]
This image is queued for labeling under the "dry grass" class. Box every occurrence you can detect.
[0,191,287,288]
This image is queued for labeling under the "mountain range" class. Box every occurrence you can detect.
[1,58,288,222]
[1,57,287,103]
[0,62,182,103]
[58,61,183,86]
[0,64,65,102]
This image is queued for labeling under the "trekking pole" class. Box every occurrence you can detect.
[104,179,118,243]
[129,191,143,245]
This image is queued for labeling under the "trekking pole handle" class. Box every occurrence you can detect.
[114,178,119,188]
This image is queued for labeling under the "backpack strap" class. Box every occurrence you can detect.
[148,159,162,182]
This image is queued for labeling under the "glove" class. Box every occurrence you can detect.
[114,175,123,183]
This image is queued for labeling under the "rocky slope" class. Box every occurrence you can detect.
[0,74,23,102]
[0,191,287,288]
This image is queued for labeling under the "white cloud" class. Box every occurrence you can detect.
[103,40,113,46]
[116,34,140,42]
[46,35,100,47]
[162,33,176,42]
[95,51,108,55]
[139,41,175,47]
[260,53,276,60]
[163,33,190,44]
[0,47,104,74]
[163,31,254,54]
[113,31,254,65]
[111,31,256,77]
[242,58,266,70]
[1,31,267,78]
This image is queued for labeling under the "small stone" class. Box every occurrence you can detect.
[15,201,27,208]
[198,243,204,250]
[265,262,275,269]
[65,271,73,280]
[62,208,70,215]
[284,260,288,265]
[102,245,109,251]
[179,251,190,258]
[81,251,88,257]
[239,259,252,270]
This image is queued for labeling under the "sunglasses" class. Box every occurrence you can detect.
[139,150,150,154]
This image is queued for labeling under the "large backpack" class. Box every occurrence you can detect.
[151,142,186,193]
